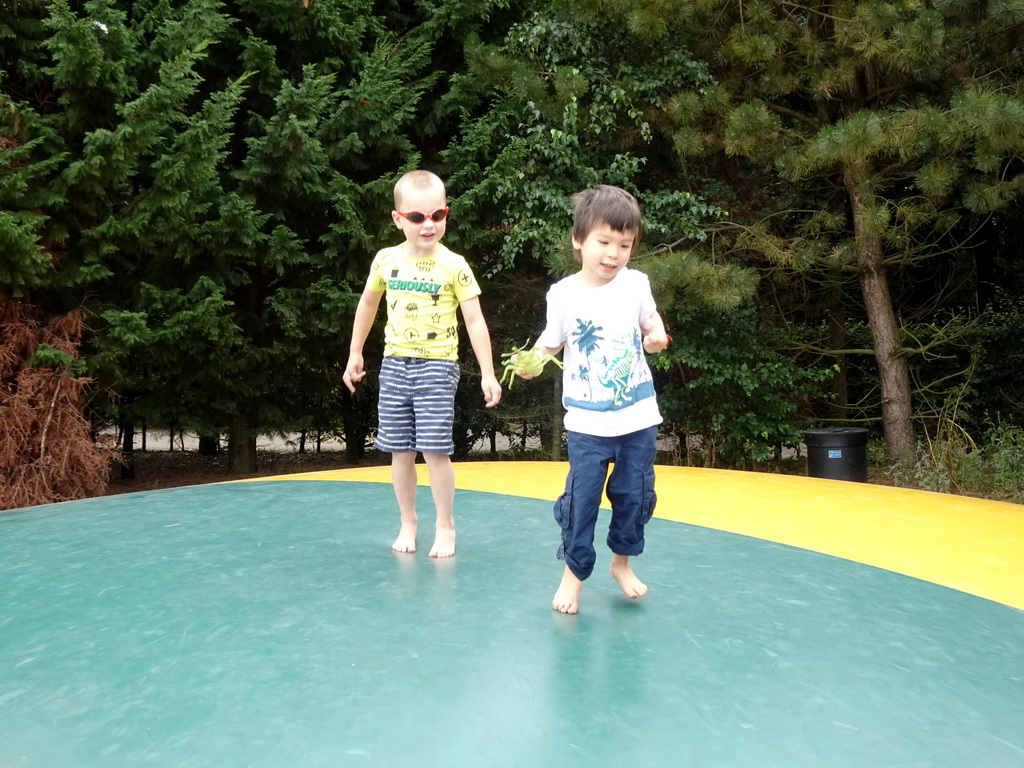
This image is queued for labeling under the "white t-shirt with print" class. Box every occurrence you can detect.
[537,267,663,437]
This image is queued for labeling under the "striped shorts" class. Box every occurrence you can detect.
[375,357,460,455]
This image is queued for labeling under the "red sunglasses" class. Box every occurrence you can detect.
[395,207,449,224]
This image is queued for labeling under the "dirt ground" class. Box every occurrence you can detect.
[102,450,385,495]
[101,449,1008,503]
[102,449,814,497]
[100,446,853,497]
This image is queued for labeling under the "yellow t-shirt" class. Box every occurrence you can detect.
[368,243,481,360]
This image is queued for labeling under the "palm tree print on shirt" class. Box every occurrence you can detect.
[571,318,604,400]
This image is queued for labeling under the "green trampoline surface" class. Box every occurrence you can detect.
[2,479,1023,767]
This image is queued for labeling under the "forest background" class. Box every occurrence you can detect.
[3,0,1024,510]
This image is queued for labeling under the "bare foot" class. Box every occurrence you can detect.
[552,565,583,614]
[610,555,647,599]
[428,526,456,558]
[392,522,417,554]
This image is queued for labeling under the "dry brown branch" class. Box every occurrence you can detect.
[0,300,117,511]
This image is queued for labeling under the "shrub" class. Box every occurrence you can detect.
[1,302,115,510]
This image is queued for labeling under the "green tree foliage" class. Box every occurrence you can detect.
[571,0,1024,459]
[652,304,835,467]
[2,0,519,475]
[444,5,762,458]
[0,1,58,297]
[447,9,739,284]
[9,0,1024,483]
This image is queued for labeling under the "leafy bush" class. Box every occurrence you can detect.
[890,421,1024,503]
[652,303,835,468]
[962,309,1024,432]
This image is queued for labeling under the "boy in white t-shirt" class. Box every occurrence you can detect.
[517,185,669,614]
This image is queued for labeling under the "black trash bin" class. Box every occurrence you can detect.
[804,427,869,482]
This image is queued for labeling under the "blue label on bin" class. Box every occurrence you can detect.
[828,449,843,459]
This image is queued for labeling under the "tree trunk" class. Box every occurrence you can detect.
[844,165,915,458]
[120,422,135,480]
[827,283,848,420]
[198,433,219,456]
[228,409,258,474]
[549,373,563,461]
[342,390,367,463]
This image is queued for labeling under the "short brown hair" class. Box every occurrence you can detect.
[570,185,642,261]
[393,170,445,209]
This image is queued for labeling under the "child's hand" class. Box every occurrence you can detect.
[503,353,531,381]
[481,374,502,408]
[513,355,535,381]
[643,332,671,354]
[342,355,366,393]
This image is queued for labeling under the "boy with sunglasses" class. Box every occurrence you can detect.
[343,170,501,558]
[515,185,669,613]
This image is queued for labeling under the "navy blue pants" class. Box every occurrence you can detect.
[554,426,658,581]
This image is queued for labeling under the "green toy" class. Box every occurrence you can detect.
[500,339,564,389]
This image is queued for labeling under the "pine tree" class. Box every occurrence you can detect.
[0,0,62,298]
[4,0,519,477]
[572,0,1024,458]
